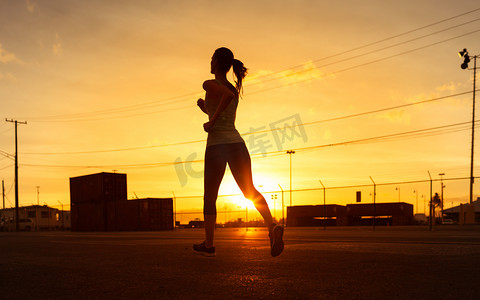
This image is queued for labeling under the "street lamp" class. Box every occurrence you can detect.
[396,187,401,202]
[36,186,39,231]
[413,190,418,215]
[458,48,478,204]
[278,184,284,227]
[271,193,277,221]
[58,200,64,230]
[286,150,295,207]
[439,173,445,220]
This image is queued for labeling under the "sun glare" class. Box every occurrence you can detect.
[229,195,256,210]
[220,174,279,211]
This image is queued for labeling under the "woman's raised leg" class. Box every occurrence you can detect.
[226,143,273,229]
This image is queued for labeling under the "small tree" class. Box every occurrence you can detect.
[431,193,442,221]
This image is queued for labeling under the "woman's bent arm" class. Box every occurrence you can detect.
[197,98,208,114]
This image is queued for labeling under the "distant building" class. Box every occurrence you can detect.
[58,210,71,230]
[414,213,427,225]
[444,198,480,224]
[346,202,413,226]
[70,172,173,231]
[287,202,414,227]
[189,218,205,228]
[287,205,348,227]
[1,205,65,230]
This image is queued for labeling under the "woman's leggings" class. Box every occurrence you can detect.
[204,142,262,216]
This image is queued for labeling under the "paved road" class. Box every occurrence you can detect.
[1,226,480,299]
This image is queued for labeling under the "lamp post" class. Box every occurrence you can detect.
[396,187,401,202]
[422,195,426,215]
[271,193,277,221]
[278,184,284,227]
[458,48,478,204]
[319,180,326,230]
[428,171,433,231]
[58,201,64,230]
[413,190,418,215]
[370,176,376,231]
[36,186,39,231]
[286,150,295,207]
[439,173,445,221]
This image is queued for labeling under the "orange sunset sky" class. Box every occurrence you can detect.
[2,0,480,220]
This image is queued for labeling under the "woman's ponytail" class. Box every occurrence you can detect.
[232,59,248,95]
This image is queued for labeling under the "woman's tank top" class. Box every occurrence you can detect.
[205,80,245,147]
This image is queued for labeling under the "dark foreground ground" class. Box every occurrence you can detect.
[1,226,480,299]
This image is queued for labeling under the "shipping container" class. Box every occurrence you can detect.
[70,172,127,231]
[70,172,127,205]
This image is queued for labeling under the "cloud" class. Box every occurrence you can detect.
[246,61,333,88]
[26,0,37,13]
[376,109,411,125]
[0,44,19,64]
[52,34,63,56]
[435,81,462,93]
[0,73,17,82]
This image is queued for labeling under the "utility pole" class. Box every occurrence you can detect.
[428,171,433,231]
[278,184,284,227]
[413,190,418,215]
[2,180,5,221]
[36,186,40,231]
[58,200,64,230]
[439,173,445,221]
[286,150,295,207]
[370,176,376,231]
[319,180,326,230]
[469,55,477,204]
[172,191,176,231]
[458,49,477,204]
[5,119,27,231]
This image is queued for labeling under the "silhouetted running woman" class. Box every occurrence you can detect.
[193,47,284,257]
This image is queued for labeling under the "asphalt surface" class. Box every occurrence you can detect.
[1,226,480,299]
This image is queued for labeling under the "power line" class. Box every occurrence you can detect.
[292,120,476,153]
[254,17,480,85]
[59,27,480,121]
[18,120,475,170]
[25,91,202,121]
[19,90,477,156]
[248,28,480,95]
[20,9,480,123]
[254,7,480,81]
[0,164,13,171]
[3,194,14,208]
[29,104,194,123]
[0,149,14,159]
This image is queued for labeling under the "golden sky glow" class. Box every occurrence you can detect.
[2,1,480,220]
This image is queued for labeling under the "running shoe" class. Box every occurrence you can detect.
[269,223,284,257]
[193,241,216,257]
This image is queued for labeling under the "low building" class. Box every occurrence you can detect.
[287,205,347,227]
[444,199,480,224]
[1,205,61,230]
[287,202,414,227]
[346,202,414,226]
[58,210,71,230]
